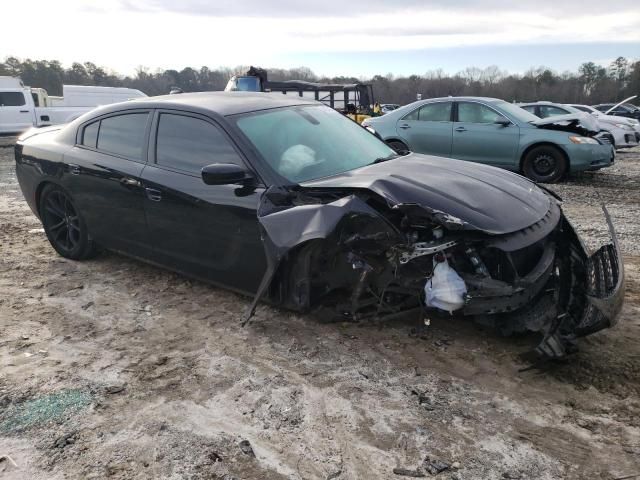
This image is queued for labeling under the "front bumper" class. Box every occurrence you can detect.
[535,206,624,358]
[460,202,624,359]
[616,133,640,149]
[565,143,615,172]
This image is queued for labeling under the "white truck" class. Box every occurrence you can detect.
[0,77,146,134]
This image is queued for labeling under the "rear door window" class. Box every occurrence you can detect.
[457,102,505,123]
[0,92,27,107]
[403,102,452,121]
[97,113,149,160]
[155,113,244,174]
[538,105,569,118]
[81,121,100,148]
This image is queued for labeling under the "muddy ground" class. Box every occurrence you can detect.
[0,139,639,480]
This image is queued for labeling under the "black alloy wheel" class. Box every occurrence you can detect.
[39,184,98,259]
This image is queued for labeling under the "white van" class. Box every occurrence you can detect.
[0,77,146,134]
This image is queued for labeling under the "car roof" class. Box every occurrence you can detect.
[516,101,553,105]
[517,101,569,107]
[419,96,506,104]
[123,91,319,116]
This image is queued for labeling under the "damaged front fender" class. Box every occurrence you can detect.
[243,186,399,324]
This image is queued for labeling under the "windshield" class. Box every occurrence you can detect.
[494,101,541,123]
[572,105,595,113]
[228,76,261,92]
[234,105,397,183]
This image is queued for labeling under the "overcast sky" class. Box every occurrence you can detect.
[2,0,639,77]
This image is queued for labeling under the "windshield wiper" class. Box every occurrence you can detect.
[371,153,399,164]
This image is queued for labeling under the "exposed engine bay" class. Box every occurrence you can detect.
[245,184,624,360]
[531,112,605,139]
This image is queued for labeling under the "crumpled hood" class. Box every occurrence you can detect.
[531,113,600,134]
[300,153,551,235]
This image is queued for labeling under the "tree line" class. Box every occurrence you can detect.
[1,56,638,106]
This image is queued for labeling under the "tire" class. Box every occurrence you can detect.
[521,145,567,183]
[387,140,409,153]
[39,184,98,260]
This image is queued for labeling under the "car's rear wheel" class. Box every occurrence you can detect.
[522,146,567,183]
[39,184,98,260]
[387,140,409,153]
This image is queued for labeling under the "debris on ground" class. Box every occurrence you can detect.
[423,456,451,475]
[52,431,77,449]
[238,439,255,457]
[393,466,426,477]
[104,384,126,395]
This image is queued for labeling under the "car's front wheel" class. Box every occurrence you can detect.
[39,184,98,260]
[522,146,567,183]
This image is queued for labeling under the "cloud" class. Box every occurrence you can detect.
[121,0,640,17]
[1,0,638,77]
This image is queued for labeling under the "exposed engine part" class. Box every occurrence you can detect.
[399,239,458,264]
[425,258,467,312]
[464,246,490,277]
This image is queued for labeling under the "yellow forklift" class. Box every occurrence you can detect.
[224,67,376,124]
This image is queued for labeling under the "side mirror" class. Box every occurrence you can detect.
[364,125,383,140]
[201,163,253,185]
[495,118,511,127]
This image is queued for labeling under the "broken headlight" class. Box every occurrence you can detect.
[569,136,599,145]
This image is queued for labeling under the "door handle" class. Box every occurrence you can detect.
[145,187,162,202]
[20,110,29,113]
[399,124,411,130]
[455,126,467,132]
[120,177,141,187]
[68,164,81,175]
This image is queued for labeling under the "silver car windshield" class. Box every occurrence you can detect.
[494,101,541,123]
[235,105,397,183]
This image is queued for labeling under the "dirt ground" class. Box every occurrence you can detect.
[1,138,639,480]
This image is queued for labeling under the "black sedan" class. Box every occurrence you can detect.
[15,92,623,358]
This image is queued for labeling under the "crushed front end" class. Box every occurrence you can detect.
[248,186,623,359]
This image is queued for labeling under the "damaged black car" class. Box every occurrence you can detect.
[15,92,624,358]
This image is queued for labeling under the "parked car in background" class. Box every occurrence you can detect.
[0,76,146,134]
[47,84,147,107]
[362,96,614,183]
[567,103,640,145]
[518,101,638,149]
[380,103,400,114]
[14,92,623,358]
[593,96,640,121]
